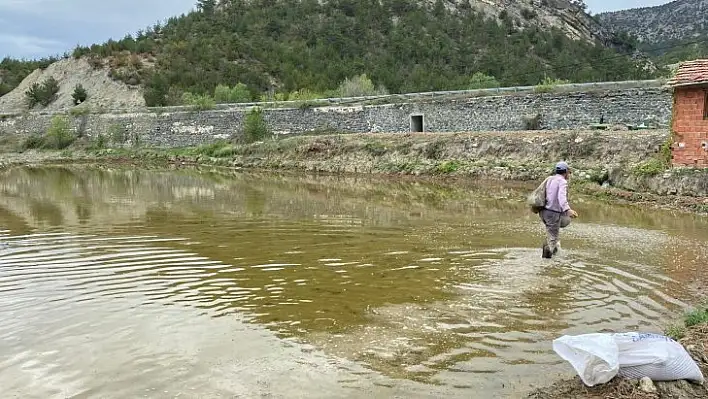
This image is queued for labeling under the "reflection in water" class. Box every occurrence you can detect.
[0,166,706,397]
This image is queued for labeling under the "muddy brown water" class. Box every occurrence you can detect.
[0,166,706,398]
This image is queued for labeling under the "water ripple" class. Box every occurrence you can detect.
[304,246,692,387]
[1,167,706,398]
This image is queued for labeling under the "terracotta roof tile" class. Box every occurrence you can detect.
[667,59,708,87]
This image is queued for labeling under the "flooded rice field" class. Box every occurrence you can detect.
[0,166,706,398]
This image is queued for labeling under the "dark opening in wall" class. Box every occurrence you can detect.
[410,114,424,132]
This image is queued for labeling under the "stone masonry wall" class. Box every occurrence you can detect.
[0,87,672,148]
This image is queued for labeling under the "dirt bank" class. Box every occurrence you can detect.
[527,324,708,398]
[1,130,706,213]
[167,130,705,201]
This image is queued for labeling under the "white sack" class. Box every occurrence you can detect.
[553,332,704,387]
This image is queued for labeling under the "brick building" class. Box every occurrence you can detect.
[667,59,708,167]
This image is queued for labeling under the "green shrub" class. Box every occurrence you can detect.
[534,77,570,93]
[437,160,460,173]
[520,8,537,19]
[69,107,90,116]
[383,161,418,173]
[214,84,232,103]
[337,74,387,97]
[633,158,666,176]
[364,141,386,156]
[72,46,90,59]
[25,76,60,108]
[92,133,107,149]
[194,95,216,111]
[193,140,233,157]
[143,72,170,107]
[660,136,673,165]
[0,82,12,96]
[212,145,236,157]
[44,115,76,149]
[468,72,499,89]
[289,88,324,101]
[242,107,272,143]
[665,323,687,340]
[182,92,216,110]
[20,134,46,151]
[684,307,708,327]
[72,84,88,105]
[665,306,708,340]
[259,92,288,102]
[214,83,251,103]
[108,124,126,146]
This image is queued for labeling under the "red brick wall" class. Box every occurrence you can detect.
[672,87,708,167]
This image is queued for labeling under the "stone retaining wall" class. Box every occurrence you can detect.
[0,87,672,147]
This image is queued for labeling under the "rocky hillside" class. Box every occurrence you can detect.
[597,0,708,44]
[0,58,145,114]
[439,0,626,47]
[1,0,652,111]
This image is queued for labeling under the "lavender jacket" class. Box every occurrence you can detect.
[545,175,570,213]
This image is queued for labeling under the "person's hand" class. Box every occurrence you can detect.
[568,209,578,218]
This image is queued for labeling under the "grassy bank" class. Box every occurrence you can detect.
[527,308,708,399]
[1,130,707,213]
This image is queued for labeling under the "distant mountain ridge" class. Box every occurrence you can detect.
[597,0,708,43]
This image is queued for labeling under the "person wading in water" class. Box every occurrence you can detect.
[540,161,578,258]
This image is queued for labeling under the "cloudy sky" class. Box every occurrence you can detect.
[0,0,672,60]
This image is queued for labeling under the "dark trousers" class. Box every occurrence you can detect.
[540,209,562,251]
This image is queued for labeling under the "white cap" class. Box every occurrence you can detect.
[555,161,569,172]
